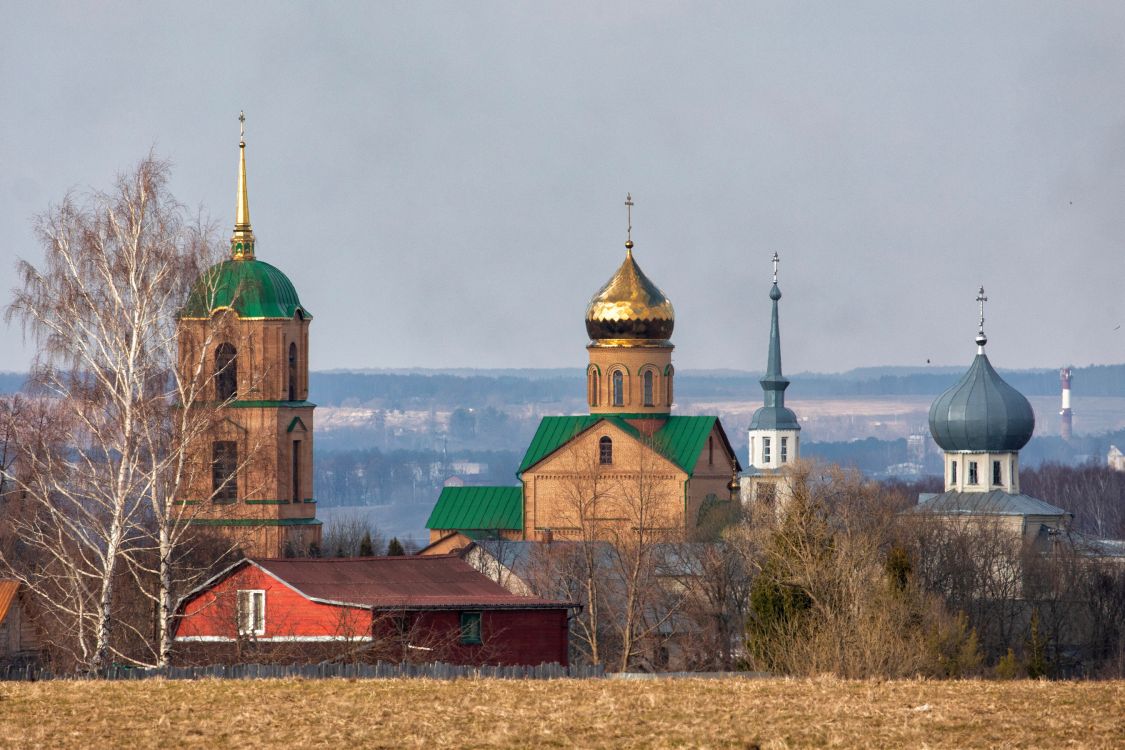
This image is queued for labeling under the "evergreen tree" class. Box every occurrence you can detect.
[359,531,375,557]
[386,537,406,556]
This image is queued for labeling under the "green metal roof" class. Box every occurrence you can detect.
[518,415,610,474]
[181,259,311,320]
[650,416,725,473]
[517,414,740,476]
[426,486,523,531]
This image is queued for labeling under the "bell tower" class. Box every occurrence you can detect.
[179,113,321,557]
[742,253,802,511]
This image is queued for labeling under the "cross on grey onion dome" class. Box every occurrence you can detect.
[928,287,1035,452]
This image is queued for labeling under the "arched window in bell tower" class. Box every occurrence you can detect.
[665,364,674,406]
[642,369,654,407]
[612,370,624,407]
[588,367,600,407]
[215,343,238,401]
[288,342,298,401]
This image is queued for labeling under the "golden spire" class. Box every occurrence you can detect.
[231,110,255,260]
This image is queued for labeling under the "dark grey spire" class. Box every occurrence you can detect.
[750,253,800,431]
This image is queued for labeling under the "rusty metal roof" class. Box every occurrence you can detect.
[0,580,19,626]
[250,555,569,611]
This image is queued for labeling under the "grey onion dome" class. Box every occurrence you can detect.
[928,353,1035,452]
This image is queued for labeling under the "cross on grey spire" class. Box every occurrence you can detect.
[772,252,779,284]
[976,285,988,349]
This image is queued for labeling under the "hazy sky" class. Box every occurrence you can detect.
[4,2,1125,374]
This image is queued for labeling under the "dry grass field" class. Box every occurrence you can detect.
[1,677,1122,749]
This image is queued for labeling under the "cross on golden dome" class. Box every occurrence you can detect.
[625,192,634,251]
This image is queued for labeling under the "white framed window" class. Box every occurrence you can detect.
[762,437,772,464]
[950,460,957,485]
[237,589,265,636]
[968,461,978,485]
[780,437,788,464]
[992,460,1002,486]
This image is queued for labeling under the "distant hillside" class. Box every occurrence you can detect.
[308,364,1125,406]
[4,364,1123,402]
[0,373,26,393]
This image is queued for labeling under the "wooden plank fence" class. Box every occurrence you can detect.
[0,660,604,682]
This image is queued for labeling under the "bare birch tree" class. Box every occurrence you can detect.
[1,155,237,671]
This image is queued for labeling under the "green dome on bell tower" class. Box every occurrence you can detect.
[181,112,311,321]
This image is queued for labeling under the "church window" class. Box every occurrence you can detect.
[292,440,302,503]
[212,441,238,502]
[288,342,298,401]
[237,589,265,636]
[599,436,613,465]
[612,370,624,406]
[780,437,789,464]
[666,366,674,405]
[950,460,957,485]
[643,370,654,406]
[589,368,599,407]
[968,461,978,485]
[762,437,771,464]
[992,460,1002,486]
[460,612,482,645]
[215,343,238,401]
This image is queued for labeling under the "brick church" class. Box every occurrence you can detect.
[426,197,741,548]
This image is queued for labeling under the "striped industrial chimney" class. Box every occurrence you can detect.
[1060,368,1073,440]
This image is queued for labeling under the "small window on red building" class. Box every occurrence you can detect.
[237,589,265,636]
[460,611,482,645]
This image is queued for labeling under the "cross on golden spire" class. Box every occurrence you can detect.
[231,110,255,259]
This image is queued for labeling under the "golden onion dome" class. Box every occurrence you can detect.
[585,241,675,343]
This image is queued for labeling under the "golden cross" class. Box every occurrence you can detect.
[625,193,633,243]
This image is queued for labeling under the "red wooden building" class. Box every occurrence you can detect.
[174,555,572,666]
[0,580,46,668]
